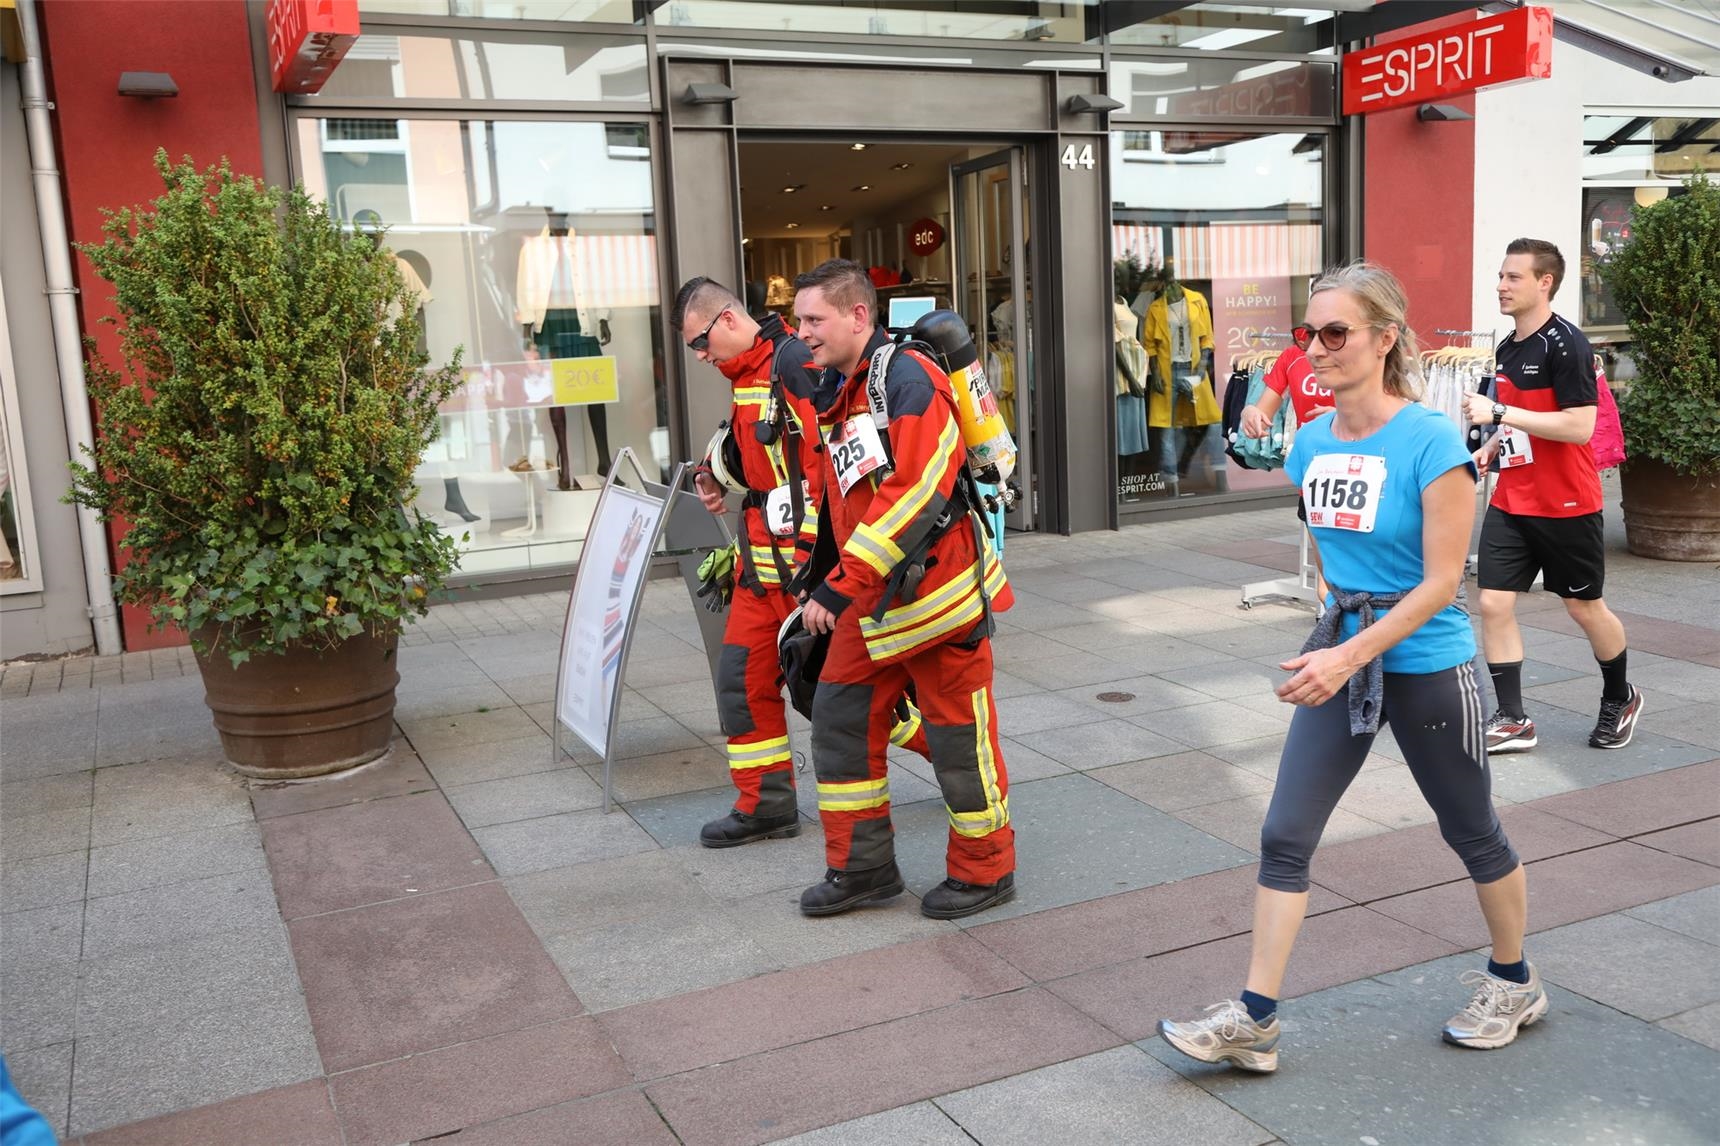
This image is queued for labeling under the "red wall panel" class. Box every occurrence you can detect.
[1361,14,1478,354]
[40,0,265,650]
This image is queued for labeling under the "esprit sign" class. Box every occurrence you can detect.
[1342,6,1552,117]
[267,0,359,95]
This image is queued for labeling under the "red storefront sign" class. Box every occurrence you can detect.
[909,217,945,257]
[1341,5,1552,116]
[266,0,359,94]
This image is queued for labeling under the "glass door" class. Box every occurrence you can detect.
[950,148,1033,531]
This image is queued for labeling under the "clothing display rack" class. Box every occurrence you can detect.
[1429,329,1499,577]
[1238,339,1320,613]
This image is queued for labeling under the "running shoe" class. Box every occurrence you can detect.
[1589,685,1645,749]
[1157,1000,1280,1073]
[1442,964,1549,1049]
[1483,711,1537,754]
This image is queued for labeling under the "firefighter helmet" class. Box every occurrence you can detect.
[776,607,829,720]
[703,424,749,496]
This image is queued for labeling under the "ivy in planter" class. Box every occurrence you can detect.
[1601,173,1720,478]
[69,152,465,664]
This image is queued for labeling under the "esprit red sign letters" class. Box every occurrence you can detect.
[1342,6,1552,116]
[267,0,360,94]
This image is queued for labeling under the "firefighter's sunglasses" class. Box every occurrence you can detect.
[688,306,731,352]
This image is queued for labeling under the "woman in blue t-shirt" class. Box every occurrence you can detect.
[1158,262,1542,1073]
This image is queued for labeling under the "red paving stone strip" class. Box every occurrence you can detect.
[261,791,494,919]
[248,745,438,820]
[428,1091,677,1145]
[966,863,1349,982]
[1636,820,1720,867]
[289,882,582,1072]
[1532,758,1720,839]
[600,932,1029,1081]
[327,1016,631,1146]
[1609,614,1720,659]
[1044,905,1461,1041]
[644,988,1119,1146]
[81,1079,342,1146]
[1369,840,1720,951]
[1310,804,1617,904]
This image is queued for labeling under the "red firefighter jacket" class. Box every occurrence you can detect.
[706,313,823,591]
[808,327,1012,663]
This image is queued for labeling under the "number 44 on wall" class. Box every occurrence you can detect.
[1060,143,1096,170]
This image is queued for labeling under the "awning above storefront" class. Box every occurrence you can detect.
[1485,0,1720,79]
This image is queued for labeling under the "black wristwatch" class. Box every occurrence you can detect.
[1491,402,1507,426]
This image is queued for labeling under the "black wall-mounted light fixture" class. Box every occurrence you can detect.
[118,71,178,99]
[684,82,738,105]
[1417,103,1474,122]
[1065,93,1124,115]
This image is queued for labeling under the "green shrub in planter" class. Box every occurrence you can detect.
[69,152,464,664]
[1601,173,1720,477]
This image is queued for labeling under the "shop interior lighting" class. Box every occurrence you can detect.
[891,162,914,170]
[780,183,806,193]
[785,222,800,229]
[850,143,868,151]
[851,184,871,191]
[1417,103,1474,122]
[118,71,178,98]
[820,204,835,211]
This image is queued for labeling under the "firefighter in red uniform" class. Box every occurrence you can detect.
[794,259,1018,920]
[676,277,928,848]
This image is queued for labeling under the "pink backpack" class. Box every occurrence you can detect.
[1591,356,1626,471]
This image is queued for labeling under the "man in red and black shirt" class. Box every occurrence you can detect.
[1466,238,1642,754]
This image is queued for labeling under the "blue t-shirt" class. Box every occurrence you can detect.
[1287,403,1477,674]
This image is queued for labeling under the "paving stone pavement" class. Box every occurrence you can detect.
[3,490,1718,1144]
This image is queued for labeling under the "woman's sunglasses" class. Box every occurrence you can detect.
[688,306,731,352]
[1291,322,1365,352]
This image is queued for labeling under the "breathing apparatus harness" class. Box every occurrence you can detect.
[857,314,1007,638]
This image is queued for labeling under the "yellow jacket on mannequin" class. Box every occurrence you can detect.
[1142,287,1221,428]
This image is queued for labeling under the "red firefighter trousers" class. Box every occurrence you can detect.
[809,613,1014,885]
[716,585,798,818]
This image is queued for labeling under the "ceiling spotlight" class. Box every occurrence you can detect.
[780,183,806,194]
[851,184,871,192]
[820,204,835,211]
[891,162,914,170]
[785,223,801,230]
[850,143,868,151]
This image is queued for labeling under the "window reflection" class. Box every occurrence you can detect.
[307,32,648,103]
[297,118,665,573]
[1111,130,1325,507]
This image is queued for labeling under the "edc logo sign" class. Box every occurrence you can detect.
[1341,6,1553,117]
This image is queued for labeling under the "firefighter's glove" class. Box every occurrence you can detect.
[696,544,737,612]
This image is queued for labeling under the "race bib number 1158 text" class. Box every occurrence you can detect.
[1303,453,1387,533]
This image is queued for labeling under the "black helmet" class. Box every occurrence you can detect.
[776,607,829,719]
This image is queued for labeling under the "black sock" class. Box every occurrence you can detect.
[1598,650,1630,703]
[1240,989,1277,1024]
[1488,958,1529,985]
[1488,661,1525,720]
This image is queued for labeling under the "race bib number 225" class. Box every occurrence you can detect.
[825,414,890,496]
[1302,453,1387,533]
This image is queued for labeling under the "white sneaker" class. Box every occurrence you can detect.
[1442,964,1549,1049]
[1157,1000,1280,1073]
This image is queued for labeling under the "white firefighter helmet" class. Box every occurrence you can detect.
[704,424,748,496]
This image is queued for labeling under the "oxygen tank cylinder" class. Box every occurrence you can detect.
[909,311,1017,487]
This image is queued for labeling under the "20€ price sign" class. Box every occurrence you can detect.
[552,356,620,405]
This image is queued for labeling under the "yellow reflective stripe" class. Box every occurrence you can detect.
[870,418,962,542]
[889,705,923,748]
[859,558,1006,661]
[951,796,1010,838]
[963,685,1009,835]
[747,543,787,584]
[846,521,905,577]
[733,385,772,400]
[816,777,890,812]
[728,736,791,768]
[865,549,1005,640]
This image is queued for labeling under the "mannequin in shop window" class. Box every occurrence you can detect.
[1115,296,1153,501]
[1142,261,1226,495]
[396,250,481,523]
[516,212,612,486]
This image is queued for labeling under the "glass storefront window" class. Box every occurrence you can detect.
[304,31,649,103]
[296,117,665,574]
[655,0,1087,42]
[0,279,42,593]
[1110,129,1325,507]
[1110,57,1334,121]
[1103,2,1337,53]
[1580,114,1719,332]
[360,0,641,22]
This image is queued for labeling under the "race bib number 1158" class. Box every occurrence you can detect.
[1303,453,1387,533]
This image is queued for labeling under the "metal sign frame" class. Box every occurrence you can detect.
[551,446,688,812]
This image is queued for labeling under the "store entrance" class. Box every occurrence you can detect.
[736,139,1039,532]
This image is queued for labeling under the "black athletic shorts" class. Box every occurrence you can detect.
[1478,505,1605,599]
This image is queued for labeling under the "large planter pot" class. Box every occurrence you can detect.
[1619,457,1720,561]
[193,626,401,778]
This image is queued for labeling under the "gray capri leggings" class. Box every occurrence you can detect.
[1258,655,1520,894]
